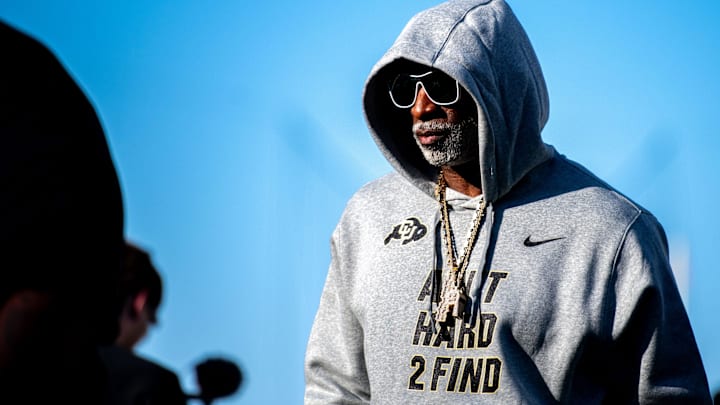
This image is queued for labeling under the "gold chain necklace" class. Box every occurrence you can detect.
[434,169,487,325]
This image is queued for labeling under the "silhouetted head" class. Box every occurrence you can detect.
[0,19,125,403]
[115,243,163,350]
[0,20,125,343]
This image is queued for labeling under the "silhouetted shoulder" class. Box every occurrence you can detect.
[99,346,186,405]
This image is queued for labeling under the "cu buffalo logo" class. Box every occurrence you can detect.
[384,217,428,246]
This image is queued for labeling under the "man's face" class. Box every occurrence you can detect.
[391,70,480,167]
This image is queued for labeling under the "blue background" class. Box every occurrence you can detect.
[2,1,719,403]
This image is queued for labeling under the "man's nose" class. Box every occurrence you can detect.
[410,86,439,120]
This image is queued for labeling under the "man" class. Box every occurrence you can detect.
[305,0,711,403]
[99,242,187,405]
[0,20,124,404]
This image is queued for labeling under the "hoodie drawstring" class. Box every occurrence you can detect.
[429,209,443,335]
[467,202,495,327]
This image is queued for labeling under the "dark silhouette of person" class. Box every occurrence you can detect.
[99,242,186,405]
[0,20,125,404]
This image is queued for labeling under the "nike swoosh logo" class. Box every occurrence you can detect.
[523,236,565,247]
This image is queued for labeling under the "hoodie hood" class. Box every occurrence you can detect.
[363,0,553,203]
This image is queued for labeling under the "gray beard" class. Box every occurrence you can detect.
[412,117,478,167]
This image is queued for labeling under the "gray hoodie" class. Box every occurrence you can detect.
[305,0,711,403]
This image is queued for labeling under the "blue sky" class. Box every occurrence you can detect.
[2,1,720,403]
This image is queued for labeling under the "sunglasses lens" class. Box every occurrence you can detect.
[423,72,458,104]
[389,74,418,107]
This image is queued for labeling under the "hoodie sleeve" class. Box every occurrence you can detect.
[606,212,711,404]
[305,228,371,404]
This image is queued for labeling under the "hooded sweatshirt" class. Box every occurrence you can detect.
[305,1,711,403]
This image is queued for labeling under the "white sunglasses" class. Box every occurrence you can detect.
[388,70,461,109]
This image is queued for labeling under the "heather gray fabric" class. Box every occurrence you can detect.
[305,0,711,403]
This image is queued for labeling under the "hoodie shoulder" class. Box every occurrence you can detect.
[502,154,651,242]
[346,172,430,213]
